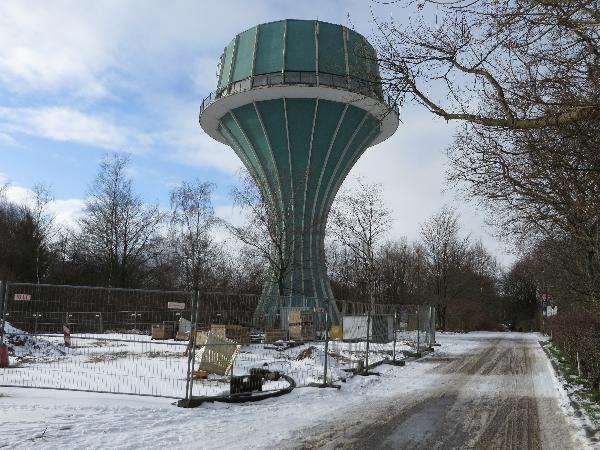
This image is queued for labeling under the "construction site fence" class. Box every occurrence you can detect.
[0,281,435,400]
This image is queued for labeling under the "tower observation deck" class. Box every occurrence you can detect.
[199,19,399,323]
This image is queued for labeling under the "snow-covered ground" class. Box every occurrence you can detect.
[1,322,415,398]
[1,332,593,449]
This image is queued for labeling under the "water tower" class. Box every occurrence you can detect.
[199,20,398,323]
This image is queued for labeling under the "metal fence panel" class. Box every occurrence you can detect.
[0,283,194,398]
[0,282,434,400]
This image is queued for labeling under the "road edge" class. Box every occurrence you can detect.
[539,340,600,448]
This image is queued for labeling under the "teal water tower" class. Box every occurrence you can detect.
[199,20,398,323]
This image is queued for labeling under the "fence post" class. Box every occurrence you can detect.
[416,304,420,353]
[365,303,371,371]
[0,281,4,343]
[427,306,431,347]
[392,310,397,362]
[0,282,8,348]
[430,305,436,345]
[184,289,199,403]
[323,308,329,385]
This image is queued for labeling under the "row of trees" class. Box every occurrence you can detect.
[328,198,533,332]
[0,151,536,329]
[1,152,535,331]
[0,154,264,294]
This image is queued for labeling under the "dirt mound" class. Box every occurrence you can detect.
[2,322,66,359]
[296,346,317,361]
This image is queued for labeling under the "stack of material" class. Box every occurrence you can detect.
[265,329,288,343]
[210,324,249,344]
[151,322,174,340]
[288,310,315,341]
[176,318,192,341]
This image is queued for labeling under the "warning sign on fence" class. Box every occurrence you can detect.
[14,293,31,301]
[167,302,185,310]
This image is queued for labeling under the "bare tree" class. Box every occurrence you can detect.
[29,184,55,284]
[374,0,600,129]
[79,154,162,287]
[420,206,469,330]
[0,186,53,283]
[377,238,430,304]
[372,0,600,305]
[224,171,300,296]
[328,178,392,303]
[449,121,600,302]
[169,180,216,290]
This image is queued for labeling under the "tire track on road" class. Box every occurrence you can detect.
[292,334,578,450]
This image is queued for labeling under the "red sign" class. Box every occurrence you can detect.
[14,294,31,301]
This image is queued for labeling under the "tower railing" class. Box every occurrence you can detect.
[199,70,399,120]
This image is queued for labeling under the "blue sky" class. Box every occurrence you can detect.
[0,0,515,265]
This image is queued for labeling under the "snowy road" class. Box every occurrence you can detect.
[0,333,590,449]
[293,333,585,449]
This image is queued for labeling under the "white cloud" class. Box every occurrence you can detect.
[151,98,244,174]
[214,204,246,228]
[0,178,85,229]
[0,106,152,153]
[0,132,18,147]
[168,133,244,174]
[47,198,86,228]
[3,184,30,205]
[0,2,115,98]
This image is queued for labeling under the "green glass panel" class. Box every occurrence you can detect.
[218,123,250,168]
[318,22,345,76]
[218,40,236,89]
[305,99,346,215]
[285,98,316,296]
[323,121,380,215]
[219,113,262,182]
[314,104,366,228]
[255,99,291,202]
[285,20,316,72]
[231,27,257,82]
[232,103,280,205]
[285,98,315,188]
[254,21,285,75]
[303,99,346,299]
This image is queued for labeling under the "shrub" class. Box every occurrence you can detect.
[544,304,600,393]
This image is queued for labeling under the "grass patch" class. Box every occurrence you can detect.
[545,341,600,424]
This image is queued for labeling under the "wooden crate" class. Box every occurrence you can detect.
[288,310,314,326]
[288,310,302,325]
[289,324,315,341]
[210,324,249,344]
[151,323,174,340]
[289,325,303,341]
[265,329,288,343]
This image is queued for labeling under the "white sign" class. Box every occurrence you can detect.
[14,293,31,301]
[168,301,186,310]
